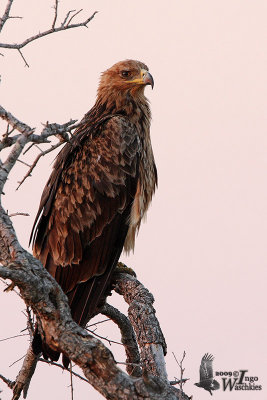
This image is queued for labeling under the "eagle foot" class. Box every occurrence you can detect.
[115,262,136,277]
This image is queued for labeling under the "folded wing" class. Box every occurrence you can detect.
[31,115,140,325]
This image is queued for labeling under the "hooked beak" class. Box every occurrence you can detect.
[126,69,154,89]
[141,70,154,89]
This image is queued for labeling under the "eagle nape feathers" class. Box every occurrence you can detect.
[30,60,157,367]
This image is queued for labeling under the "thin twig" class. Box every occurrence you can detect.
[0,0,14,33]
[5,16,22,20]
[66,9,83,27]
[0,373,14,389]
[9,354,26,367]
[34,144,43,153]
[170,379,189,386]
[0,11,98,50]
[116,361,141,367]
[17,159,31,167]
[173,351,187,393]
[23,142,35,155]
[25,306,35,337]
[0,278,21,297]
[16,141,63,190]
[8,212,29,218]
[0,333,28,342]
[61,10,76,27]
[38,358,90,384]
[52,0,59,30]
[0,106,79,151]
[4,124,15,136]
[69,361,74,400]
[17,48,29,68]
[87,318,111,328]
[0,106,33,136]
[86,327,124,346]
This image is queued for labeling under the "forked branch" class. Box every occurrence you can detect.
[0,0,97,66]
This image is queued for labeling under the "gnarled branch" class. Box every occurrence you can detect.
[0,247,189,399]
[102,303,142,378]
[0,105,82,192]
[0,197,189,399]
[114,272,168,381]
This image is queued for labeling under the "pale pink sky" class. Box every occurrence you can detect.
[0,1,267,399]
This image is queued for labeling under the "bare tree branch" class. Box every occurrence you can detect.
[11,346,38,400]
[0,130,31,195]
[16,141,63,190]
[52,0,59,30]
[38,358,90,384]
[0,127,191,400]
[61,10,76,27]
[0,105,33,137]
[0,373,14,389]
[0,182,186,398]
[0,0,14,33]
[86,326,124,347]
[0,106,81,193]
[113,272,168,381]
[0,11,98,50]
[9,354,27,368]
[87,318,111,328]
[102,303,142,378]
[0,105,79,151]
[70,362,74,400]
[8,212,29,217]
[172,351,188,393]
[0,333,28,342]
[0,1,97,67]
[17,48,29,68]
[0,197,189,399]
[0,260,189,399]
[16,159,31,167]
[25,306,35,338]
[66,9,83,27]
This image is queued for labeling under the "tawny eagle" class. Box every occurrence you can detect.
[31,60,157,363]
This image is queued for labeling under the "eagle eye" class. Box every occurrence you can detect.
[121,70,130,78]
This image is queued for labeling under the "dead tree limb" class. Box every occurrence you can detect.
[0,210,189,399]
[11,346,38,400]
[0,0,97,66]
[102,303,142,378]
[114,272,168,381]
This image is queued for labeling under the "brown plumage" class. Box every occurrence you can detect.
[31,60,157,364]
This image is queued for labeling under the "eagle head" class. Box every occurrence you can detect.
[97,60,154,99]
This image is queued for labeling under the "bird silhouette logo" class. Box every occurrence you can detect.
[195,353,220,395]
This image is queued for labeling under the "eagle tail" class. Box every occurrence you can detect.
[32,206,131,368]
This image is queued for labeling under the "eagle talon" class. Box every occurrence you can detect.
[115,262,137,277]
